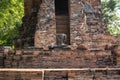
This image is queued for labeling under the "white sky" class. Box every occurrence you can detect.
[101,0,120,18]
[116,9,120,18]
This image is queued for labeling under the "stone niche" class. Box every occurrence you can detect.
[17,0,120,50]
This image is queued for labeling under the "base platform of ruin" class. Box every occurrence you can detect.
[0,47,120,80]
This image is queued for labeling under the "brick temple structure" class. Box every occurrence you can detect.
[0,0,120,80]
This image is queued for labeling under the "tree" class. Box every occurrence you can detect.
[102,0,120,36]
[0,0,24,46]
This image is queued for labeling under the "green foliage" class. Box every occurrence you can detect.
[102,0,120,36]
[0,0,24,46]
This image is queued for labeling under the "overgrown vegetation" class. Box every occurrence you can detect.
[102,0,120,36]
[0,0,24,46]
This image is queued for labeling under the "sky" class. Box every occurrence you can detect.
[116,8,120,18]
[101,0,120,18]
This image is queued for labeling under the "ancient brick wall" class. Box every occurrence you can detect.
[69,0,119,50]
[24,0,42,16]
[0,50,4,68]
[0,70,120,80]
[3,49,119,68]
[17,0,120,50]
[1,45,120,79]
[114,46,120,66]
[0,71,42,80]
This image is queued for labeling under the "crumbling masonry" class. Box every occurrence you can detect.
[0,0,120,80]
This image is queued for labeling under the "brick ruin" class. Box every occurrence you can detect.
[0,0,120,80]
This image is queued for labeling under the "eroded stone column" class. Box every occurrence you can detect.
[35,0,56,50]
